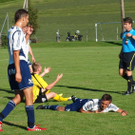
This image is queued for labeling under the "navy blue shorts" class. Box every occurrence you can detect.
[27,59,32,66]
[65,99,90,112]
[8,60,33,90]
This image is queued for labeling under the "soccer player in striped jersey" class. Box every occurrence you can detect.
[0,9,46,132]
[36,94,127,116]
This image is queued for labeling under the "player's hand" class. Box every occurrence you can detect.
[15,72,22,83]
[32,56,35,63]
[126,33,132,37]
[121,111,128,116]
[118,53,121,59]
[44,67,51,74]
[57,74,63,80]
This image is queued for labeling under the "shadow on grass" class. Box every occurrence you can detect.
[105,41,122,46]
[55,85,124,95]
[3,121,26,130]
[0,88,26,102]
[0,88,13,94]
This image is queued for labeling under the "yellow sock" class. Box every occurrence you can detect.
[53,94,68,101]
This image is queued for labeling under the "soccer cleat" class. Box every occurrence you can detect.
[27,125,47,131]
[36,105,47,109]
[122,91,131,95]
[0,121,3,132]
[71,95,78,102]
[67,97,72,101]
[132,86,135,93]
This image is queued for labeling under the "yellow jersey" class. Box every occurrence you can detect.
[31,73,50,103]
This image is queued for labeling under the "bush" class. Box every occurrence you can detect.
[1,35,8,48]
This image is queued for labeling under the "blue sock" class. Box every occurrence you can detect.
[47,105,59,110]
[25,105,35,128]
[0,100,16,121]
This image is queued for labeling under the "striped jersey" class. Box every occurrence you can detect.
[7,26,29,64]
[82,99,119,112]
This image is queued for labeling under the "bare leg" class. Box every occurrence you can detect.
[56,106,65,111]
[23,87,33,106]
[46,92,56,100]
[12,90,24,105]
[119,68,126,76]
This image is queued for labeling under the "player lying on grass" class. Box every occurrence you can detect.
[31,62,71,103]
[36,94,127,116]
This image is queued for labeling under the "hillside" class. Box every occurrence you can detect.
[0,0,135,42]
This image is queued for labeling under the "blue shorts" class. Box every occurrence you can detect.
[8,60,33,90]
[65,99,90,112]
[27,59,32,66]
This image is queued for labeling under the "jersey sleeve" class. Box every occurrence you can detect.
[82,100,94,111]
[110,103,119,112]
[12,30,22,51]
[103,103,119,112]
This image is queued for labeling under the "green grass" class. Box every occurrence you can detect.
[0,0,135,42]
[0,42,135,134]
[0,0,135,134]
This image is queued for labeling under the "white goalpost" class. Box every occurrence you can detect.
[23,0,28,11]
[0,13,9,36]
[95,21,135,42]
[0,13,9,46]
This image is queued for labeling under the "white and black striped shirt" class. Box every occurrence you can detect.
[82,99,119,112]
[7,26,29,64]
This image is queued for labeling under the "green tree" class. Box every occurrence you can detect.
[28,0,39,35]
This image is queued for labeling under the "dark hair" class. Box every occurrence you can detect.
[123,17,133,24]
[101,94,112,102]
[14,9,28,23]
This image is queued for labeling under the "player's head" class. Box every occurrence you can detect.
[14,9,29,26]
[32,62,42,73]
[123,17,133,30]
[123,17,133,24]
[100,94,112,110]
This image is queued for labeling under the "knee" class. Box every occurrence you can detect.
[119,72,123,76]
[51,92,56,97]
[119,69,125,76]
[12,98,21,105]
[119,70,124,76]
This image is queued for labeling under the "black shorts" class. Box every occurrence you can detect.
[35,93,47,103]
[119,52,135,71]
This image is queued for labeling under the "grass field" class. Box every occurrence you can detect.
[0,42,135,135]
[0,0,135,134]
[0,0,135,42]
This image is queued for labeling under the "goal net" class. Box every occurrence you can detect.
[95,21,135,42]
